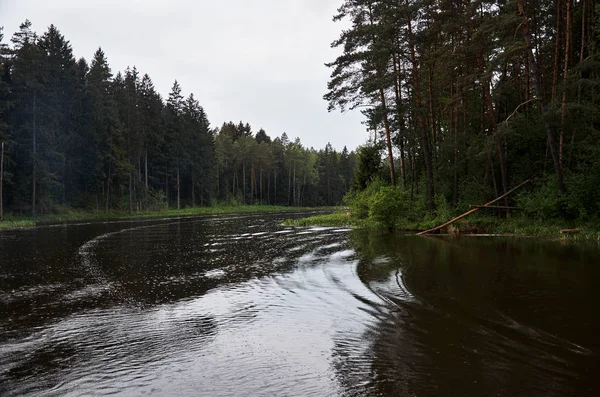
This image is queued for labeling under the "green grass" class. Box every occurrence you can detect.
[282,211,376,228]
[284,210,600,242]
[0,205,320,230]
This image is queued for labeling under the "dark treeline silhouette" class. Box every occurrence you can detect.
[0,21,357,215]
[326,0,600,220]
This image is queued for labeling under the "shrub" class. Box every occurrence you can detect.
[346,178,386,219]
[368,186,408,229]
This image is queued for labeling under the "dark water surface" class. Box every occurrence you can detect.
[1,212,598,396]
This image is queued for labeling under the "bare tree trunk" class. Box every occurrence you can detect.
[552,0,562,102]
[408,14,435,214]
[518,0,566,193]
[428,66,437,163]
[379,89,397,186]
[105,159,112,213]
[559,0,572,168]
[176,162,180,210]
[569,0,587,166]
[251,161,255,204]
[232,170,235,197]
[129,173,133,214]
[165,162,169,210]
[293,164,296,206]
[0,142,4,222]
[409,147,416,209]
[367,6,396,186]
[145,150,149,210]
[260,163,263,204]
[392,53,406,188]
[192,172,195,207]
[451,80,459,208]
[242,161,246,204]
[32,90,37,216]
[288,165,292,205]
[216,163,220,199]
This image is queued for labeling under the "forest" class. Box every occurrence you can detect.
[326,0,600,225]
[0,21,357,219]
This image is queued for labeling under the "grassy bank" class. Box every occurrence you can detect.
[283,209,600,241]
[0,205,321,230]
[282,210,376,228]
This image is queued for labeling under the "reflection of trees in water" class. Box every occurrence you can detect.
[331,231,599,396]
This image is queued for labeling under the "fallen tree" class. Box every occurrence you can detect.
[417,178,534,236]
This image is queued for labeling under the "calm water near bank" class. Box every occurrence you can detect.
[0,212,598,396]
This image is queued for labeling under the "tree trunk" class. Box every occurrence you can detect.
[552,0,562,102]
[466,0,510,213]
[145,150,149,210]
[418,179,533,235]
[428,66,437,163]
[518,0,566,193]
[559,0,572,168]
[392,53,406,188]
[32,90,37,216]
[251,161,255,204]
[367,6,396,186]
[569,0,587,166]
[176,162,180,210]
[129,173,133,214]
[451,80,459,208]
[380,88,397,186]
[0,142,4,222]
[105,159,112,213]
[409,147,415,209]
[407,14,435,214]
[243,160,246,204]
[288,165,292,205]
[192,172,195,207]
[165,162,169,210]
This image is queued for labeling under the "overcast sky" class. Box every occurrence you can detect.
[1,0,367,151]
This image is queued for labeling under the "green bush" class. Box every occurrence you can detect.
[517,173,600,221]
[346,178,386,219]
[368,186,408,228]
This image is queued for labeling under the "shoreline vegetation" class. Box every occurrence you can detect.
[283,209,600,242]
[0,205,323,231]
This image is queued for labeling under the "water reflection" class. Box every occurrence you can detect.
[346,231,600,396]
[0,215,599,396]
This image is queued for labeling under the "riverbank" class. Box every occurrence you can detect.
[0,205,322,230]
[283,210,600,241]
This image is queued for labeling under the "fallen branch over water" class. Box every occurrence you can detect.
[418,178,534,236]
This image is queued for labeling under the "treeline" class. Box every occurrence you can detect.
[327,0,600,220]
[0,21,357,216]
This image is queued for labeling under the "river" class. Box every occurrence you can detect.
[0,212,598,396]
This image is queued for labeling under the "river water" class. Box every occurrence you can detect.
[0,212,598,396]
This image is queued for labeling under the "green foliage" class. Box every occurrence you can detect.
[368,186,407,228]
[0,21,358,217]
[345,178,386,219]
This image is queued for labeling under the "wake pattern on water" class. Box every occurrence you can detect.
[1,214,599,396]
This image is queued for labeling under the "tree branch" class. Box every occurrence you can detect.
[503,98,539,125]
